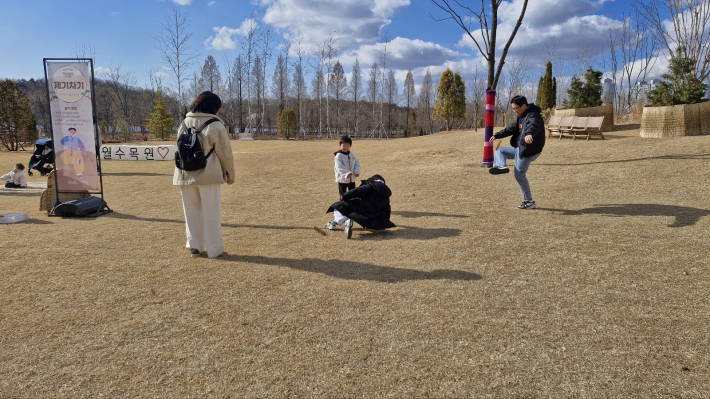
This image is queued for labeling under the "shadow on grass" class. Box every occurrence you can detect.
[105,212,311,230]
[355,225,461,240]
[538,153,710,167]
[391,211,469,219]
[0,189,44,197]
[102,172,173,177]
[543,204,710,227]
[220,254,482,282]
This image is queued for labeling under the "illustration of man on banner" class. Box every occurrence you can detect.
[60,127,86,177]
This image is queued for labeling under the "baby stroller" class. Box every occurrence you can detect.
[27,139,54,176]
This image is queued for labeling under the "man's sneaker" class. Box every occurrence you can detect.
[516,201,536,209]
[489,166,510,175]
[343,219,353,239]
[324,220,339,230]
[190,249,201,257]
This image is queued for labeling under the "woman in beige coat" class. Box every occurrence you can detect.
[173,91,235,258]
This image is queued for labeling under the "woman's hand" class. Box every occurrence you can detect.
[227,179,235,185]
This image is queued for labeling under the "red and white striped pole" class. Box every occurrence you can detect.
[482,88,496,167]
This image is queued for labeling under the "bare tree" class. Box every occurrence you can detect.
[418,68,435,134]
[467,63,486,130]
[403,69,416,135]
[155,4,198,107]
[199,55,222,93]
[375,33,391,138]
[272,53,290,112]
[385,70,399,135]
[289,31,309,138]
[240,16,259,132]
[329,61,347,134]
[366,63,381,137]
[430,0,528,90]
[350,59,363,137]
[231,55,247,134]
[251,56,264,137]
[317,33,339,137]
[74,42,97,64]
[311,69,325,138]
[634,0,710,80]
[616,11,659,114]
[258,27,274,136]
[103,66,138,129]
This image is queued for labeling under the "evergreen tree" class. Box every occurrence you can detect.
[434,68,466,130]
[538,61,554,110]
[566,67,603,108]
[453,71,466,124]
[551,77,557,108]
[646,46,707,106]
[535,77,544,106]
[146,90,175,140]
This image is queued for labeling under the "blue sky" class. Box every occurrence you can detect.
[1,0,643,90]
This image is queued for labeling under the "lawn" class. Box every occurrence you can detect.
[1,126,709,398]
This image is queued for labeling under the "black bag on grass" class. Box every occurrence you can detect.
[175,118,219,171]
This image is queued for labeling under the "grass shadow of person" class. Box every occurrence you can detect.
[391,211,469,219]
[105,212,311,231]
[102,172,173,177]
[543,204,710,228]
[217,254,482,283]
[354,225,461,240]
[538,153,710,167]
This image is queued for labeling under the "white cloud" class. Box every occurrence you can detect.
[456,0,623,70]
[262,0,411,53]
[172,0,194,5]
[208,1,216,5]
[341,37,460,71]
[203,19,259,50]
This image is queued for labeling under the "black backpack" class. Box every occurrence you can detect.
[175,118,219,171]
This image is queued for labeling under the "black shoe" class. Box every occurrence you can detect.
[489,166,510,175]
[190,249,200,258]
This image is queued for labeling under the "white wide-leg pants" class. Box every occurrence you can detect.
[180,183,224,258]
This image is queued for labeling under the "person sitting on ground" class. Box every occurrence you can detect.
[1,163,28,188]
[325,174,396,239]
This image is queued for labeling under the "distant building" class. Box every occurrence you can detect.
[602,78,615,103]
[630,80,660,105]
[704,79,710,99]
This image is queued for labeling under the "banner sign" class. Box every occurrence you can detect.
[100,145,177,161]
[46,61,100,191]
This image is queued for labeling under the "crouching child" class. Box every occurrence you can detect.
[325,174,395,239]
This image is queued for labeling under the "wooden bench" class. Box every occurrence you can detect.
[548,116,575,139]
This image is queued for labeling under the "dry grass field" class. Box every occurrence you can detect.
[1,125,709,398]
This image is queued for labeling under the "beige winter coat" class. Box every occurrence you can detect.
[173,112,236,186]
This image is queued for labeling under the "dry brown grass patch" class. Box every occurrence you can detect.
[1,126,709,398]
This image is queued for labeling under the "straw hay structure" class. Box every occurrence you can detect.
[639,101,710,138]
[1,126,709,398]
[555,103,614,132]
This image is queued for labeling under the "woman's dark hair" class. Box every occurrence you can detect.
[366,174,385,184]
[190,91,222,114]
[15,163,25,170]
[510,95,528,107]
